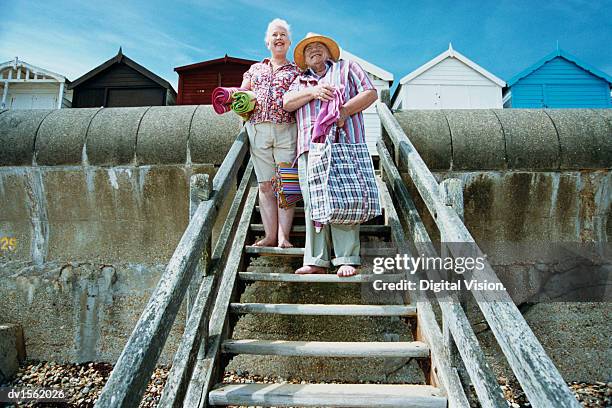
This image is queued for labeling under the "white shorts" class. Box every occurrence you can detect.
[245,121,297,182]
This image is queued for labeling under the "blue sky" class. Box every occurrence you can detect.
[1,0,610,92]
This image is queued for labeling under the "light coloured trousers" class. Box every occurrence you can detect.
[298,152,361,268]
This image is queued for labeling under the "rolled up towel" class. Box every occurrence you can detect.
[212,87,241,114]
[230,90,257,119]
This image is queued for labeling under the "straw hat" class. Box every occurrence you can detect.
[293,32,340,69]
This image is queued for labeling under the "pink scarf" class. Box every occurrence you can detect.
[312,85,345,143]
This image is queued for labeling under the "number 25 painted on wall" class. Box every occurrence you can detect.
[0,236,17,251]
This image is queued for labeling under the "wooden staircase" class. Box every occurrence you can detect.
[96,105,582,408]
[202,184,449,408]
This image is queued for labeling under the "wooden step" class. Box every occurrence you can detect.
[250,224,391,236]
[208,383,446,407]
[245,246,304,256]
[222,339,429,358]
[244,246,398,257]
[238,272,404,283]
[229,303,417,316]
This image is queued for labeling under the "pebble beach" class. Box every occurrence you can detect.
[2,361,610,407]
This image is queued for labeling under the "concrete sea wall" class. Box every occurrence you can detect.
[0,106,241,363]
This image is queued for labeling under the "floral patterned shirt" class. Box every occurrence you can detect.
[243,58,301,124]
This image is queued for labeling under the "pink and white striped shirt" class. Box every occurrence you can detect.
[288,59,375,158]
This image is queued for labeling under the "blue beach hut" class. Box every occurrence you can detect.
[503,48,612,108]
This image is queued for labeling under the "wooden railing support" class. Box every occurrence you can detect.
[439,178,471,392]
[188,173,213,321]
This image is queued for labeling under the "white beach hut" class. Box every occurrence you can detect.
[340,49,393,155]
[0,57,72,110]
[391,44,505,110]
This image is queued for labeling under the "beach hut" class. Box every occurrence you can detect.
[391,44,505,110]
[69,48,176,108]
[340,49,394,155]
[0,57,71,109]
[503,48,612,108]
[174,55,257,105]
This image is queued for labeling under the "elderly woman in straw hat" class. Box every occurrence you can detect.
[283,33,378,277]
[241,18,301,248]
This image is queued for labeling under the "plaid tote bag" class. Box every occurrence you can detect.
[307,125,381,225]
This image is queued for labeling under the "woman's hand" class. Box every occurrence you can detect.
[283,84,334,112]
[311,84,334,102]
[336,105,349,127]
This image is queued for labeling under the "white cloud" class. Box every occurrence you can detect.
[0,0,210,88]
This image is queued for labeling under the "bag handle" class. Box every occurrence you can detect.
[334,61,352,142]
[328,125,351,144]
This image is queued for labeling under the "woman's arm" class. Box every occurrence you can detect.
[240,77,251,90]
[283,88,314,112]
[338,89,378,124]
[283,84,334,112]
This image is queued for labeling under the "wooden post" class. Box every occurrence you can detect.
[188,173,212,322]
[440,178,464,222]
[380,88,391,108]
[439,178,465,377]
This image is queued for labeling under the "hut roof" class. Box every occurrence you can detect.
[507,48,612,87]
[174,55,257,72]
[0,57,69,83]
[69,47,175,93]
[398,43,505,87]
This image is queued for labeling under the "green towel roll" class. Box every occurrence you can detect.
[231,90,257,119]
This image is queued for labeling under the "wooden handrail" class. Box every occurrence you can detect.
[377,102,580,408]
[378,142,505,408]
[95,130,249,408]
[377,178,470,407]
[159,162,254,407]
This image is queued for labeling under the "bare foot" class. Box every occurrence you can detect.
[278,239,294,248]
[337,265,358,277]
[252,237,276,247]
[295,265,327,274]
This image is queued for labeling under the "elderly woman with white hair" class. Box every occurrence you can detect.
[241,18,301,248]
